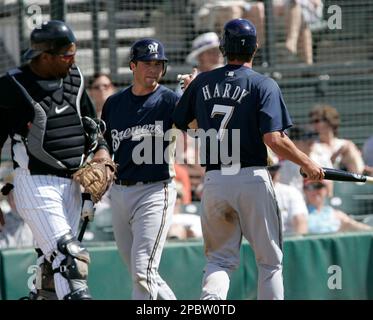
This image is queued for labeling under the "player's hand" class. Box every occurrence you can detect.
[177,68,198,91]
[300,160,325,181]
[81,193,95,222]
[105,164,115,186]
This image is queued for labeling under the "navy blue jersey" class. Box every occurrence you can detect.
[173,64,292,170]
[102,85,178,182]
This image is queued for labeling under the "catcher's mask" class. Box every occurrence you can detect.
[129,38,168,76]
[23,20,76,61]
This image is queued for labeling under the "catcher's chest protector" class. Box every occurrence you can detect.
[7,66,86,171]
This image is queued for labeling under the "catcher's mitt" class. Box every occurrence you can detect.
[73,158,117,203]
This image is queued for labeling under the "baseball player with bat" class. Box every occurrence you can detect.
[0,20,114,300]
[173,18,324,300]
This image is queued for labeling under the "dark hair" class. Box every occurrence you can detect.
[309,104,340,135]
[88,72,114,89]
[303,182,327,191]
[288,126,318,141]
[226,51,256,63]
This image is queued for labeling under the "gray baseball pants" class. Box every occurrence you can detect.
[110,179,177,300]
[200,166,284,300]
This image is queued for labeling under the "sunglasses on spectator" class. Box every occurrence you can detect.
[310,118,327,124]
[304,182,326,191]
[91,83,112,90]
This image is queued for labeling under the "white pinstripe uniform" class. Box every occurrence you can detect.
[13,168,82,298]
[0,20,104,300]
[0,64,100,300]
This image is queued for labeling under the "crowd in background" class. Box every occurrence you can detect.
[1,0,373,249]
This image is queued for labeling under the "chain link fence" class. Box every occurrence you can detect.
[1,0,372,143]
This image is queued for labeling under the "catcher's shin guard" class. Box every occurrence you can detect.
[54,233,92,300]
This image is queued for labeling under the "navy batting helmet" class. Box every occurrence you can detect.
[23,20,76,60]
[220,18,257,56]
[130,38,168,62]
[129,38,168,75]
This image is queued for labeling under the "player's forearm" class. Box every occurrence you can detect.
[92,147,111,161]
[263,131,314,168]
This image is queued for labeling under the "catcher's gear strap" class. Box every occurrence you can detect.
[54,233,92,300]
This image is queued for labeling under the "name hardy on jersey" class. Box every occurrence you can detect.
[202,83,250,103]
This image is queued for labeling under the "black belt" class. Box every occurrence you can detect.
[115,179,160,186]
[205,163,254,172]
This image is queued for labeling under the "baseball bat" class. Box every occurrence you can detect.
[300,167,373,184]
[78,192,93,242]
[78,217,89,242]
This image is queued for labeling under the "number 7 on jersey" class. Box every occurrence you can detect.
[211,104,234,141]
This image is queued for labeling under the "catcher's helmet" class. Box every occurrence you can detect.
[220,18,257,56]
[23,20,76,60]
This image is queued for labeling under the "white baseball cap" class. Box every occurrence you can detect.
[186,32,220,65]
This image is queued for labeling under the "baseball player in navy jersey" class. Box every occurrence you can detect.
[173,18,324,300]
[101,38,178,300]
[0,20,113,300]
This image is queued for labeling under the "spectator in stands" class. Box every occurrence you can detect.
[309,104,365,174]
[176,32,224,96]
[269,163,308,236]
[186,32,224,72]
[87,73,117,237]
[192,1,265,47]
[174,131,205,201]
[176,33,224,200]
[192,0,324,65]
[304,179,372,234]
[167,182,202,240]
[174,163,192,204]
[279,125,333,195]
[88,73,116,118]
[362,135,373,175]
[284,0,324,64]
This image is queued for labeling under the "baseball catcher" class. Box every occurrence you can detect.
[0,20,116,300]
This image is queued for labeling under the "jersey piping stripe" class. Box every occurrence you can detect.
[146,182,168,300]
[75,66,84,119]
[265,169,283,251]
